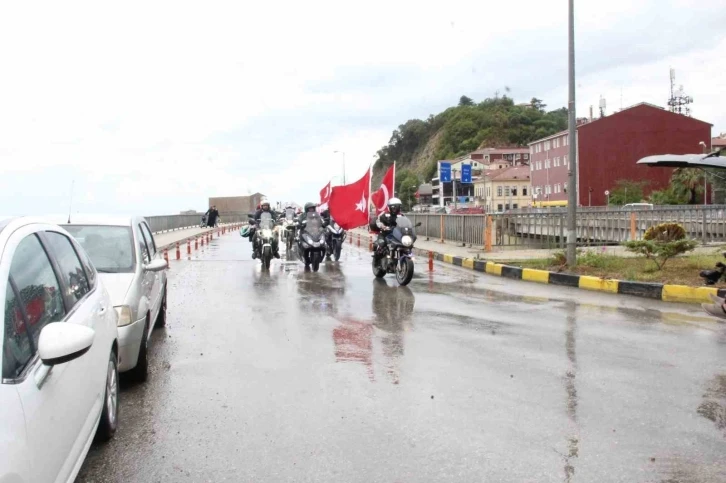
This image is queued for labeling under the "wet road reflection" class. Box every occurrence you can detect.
[76,236,726,482]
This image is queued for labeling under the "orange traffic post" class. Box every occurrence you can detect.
[630,212,637,240]
[428,250,434,272]
[163,249,169,266]
[187,239,191,255]
[195,237,198,250]
[485,215,493,252]
[175,242,180,260]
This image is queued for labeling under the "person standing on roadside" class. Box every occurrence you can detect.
[205,205,219,227]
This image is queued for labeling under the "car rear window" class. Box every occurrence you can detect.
[62,225,135,273]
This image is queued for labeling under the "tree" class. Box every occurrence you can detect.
[459,95,474,107]
[608,179,649,205]
[648,186,688,205]
[671,168,704,205]
[623,223,698,270]
[531,97,546,112]
[395,169,419,211]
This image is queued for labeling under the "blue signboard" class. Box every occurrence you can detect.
[458,196,468,203]
[461,164,472,183]
[439,162,451,182]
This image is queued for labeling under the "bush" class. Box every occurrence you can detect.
[624,222,697,270]
[643,223,687,242]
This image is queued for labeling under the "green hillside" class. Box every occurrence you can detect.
[374,94,568,207]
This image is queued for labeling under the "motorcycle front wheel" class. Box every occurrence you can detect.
[333,240,342,261]
[262,246,272,270]
[395,257,414,286]
[311,252,321,272]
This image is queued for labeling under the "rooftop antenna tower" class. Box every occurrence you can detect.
[599,96,606,118]
[668,68,693,116]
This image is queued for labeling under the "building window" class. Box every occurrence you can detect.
[497,204,503,212]
[564,155,568,166]
[515,154,521,160]
[530,147,534,155]
[524,154,529,160]
[504,186,511,196]
[523,187,528,196]
[564,135,568,146]
[497,186,502,197]
[511,187,518,196]
[545,159,550,169]
[544,141,551,151]
[487,187,491,197]
[513,203,518,209]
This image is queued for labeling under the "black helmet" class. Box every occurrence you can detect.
[304,202,317,213]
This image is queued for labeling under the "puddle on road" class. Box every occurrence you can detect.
[697,373,726,436]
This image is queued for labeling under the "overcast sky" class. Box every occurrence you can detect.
[2,0,724,216]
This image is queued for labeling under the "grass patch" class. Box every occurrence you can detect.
[504,250,726,286]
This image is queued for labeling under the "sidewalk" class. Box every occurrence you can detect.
[350,228,725,262]
[154,224,241,250]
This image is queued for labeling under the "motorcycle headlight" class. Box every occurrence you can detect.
[114,305,133,327]
[313,241,321,247]
[402,235,413,247]
[304,234,314,244]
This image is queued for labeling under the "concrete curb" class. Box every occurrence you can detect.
[412,246,722,305]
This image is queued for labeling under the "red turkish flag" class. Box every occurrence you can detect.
[319,181,332,210]
[329,169,370,230]
[371,165,395,215]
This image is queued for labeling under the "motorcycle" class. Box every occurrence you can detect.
[325,220,346,261]
[253,212,278,270]
[298,212,326,272]
[281,208,297,252]
[371,216,421,286]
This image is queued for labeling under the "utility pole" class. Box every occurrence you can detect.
[452,169,458,210]
[566,0,578,266]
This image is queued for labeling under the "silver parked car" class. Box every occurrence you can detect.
[60,215,168,382]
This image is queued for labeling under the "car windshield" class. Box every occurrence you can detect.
[63,225,135,273]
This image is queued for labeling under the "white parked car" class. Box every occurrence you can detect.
[0,217,119,482]
[61,215,168,382]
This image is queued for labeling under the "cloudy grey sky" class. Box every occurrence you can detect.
[2,0,724,216]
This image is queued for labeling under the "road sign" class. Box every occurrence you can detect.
[604,190,610,196]
[439,162,451,182]
[461,164,472,183]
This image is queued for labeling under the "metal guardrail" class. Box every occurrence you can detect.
[405,206,726,250]
[145,212,249,233]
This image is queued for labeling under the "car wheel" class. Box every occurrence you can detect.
[155,284,167,329]
[96,349,119,442]
[130,318,149,383]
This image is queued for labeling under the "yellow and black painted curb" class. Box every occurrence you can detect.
[416,248,720,305]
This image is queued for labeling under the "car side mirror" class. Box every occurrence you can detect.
[415,222,422,227]
[144,258,168,272]
[38,323,95,366]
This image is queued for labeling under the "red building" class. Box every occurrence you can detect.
[528,103,712,206]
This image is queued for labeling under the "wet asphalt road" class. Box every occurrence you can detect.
[78,235,726,483]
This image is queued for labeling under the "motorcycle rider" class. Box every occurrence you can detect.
[250,198,279,259]
[374,198,403,259]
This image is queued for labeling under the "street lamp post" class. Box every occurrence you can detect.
[334,151,346,184]
[565,0,578,266]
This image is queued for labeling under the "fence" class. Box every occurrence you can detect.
[145,212,249,233]
[405,206,726,250]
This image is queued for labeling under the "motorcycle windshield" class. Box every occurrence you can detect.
[392,216,415,240]
[304,214,324,240]
[285,209,295,221]
[259,212,274,230]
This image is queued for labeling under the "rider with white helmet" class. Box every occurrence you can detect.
[251,197,279,259]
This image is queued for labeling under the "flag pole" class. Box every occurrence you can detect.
[393,161,396,197]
